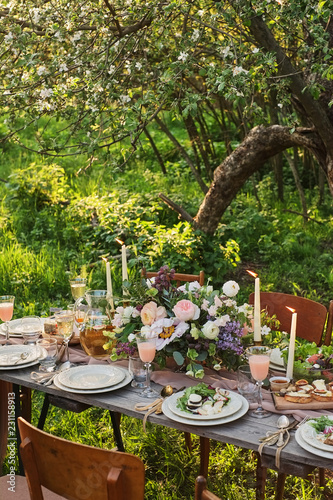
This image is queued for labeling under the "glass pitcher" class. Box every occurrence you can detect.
[75,290,115,359]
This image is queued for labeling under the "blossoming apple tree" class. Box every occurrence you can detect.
[1,0,333,233]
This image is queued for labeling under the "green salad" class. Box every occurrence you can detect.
[176,383,229,413]
[309,415,333,433]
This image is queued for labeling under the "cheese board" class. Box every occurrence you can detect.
[272,392,333,410]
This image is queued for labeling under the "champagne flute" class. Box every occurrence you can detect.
[246,346,271,418]
[55,311,74,365]
[136,334,159,398]
[0,295,15,345]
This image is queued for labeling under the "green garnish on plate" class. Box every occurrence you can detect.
[309,415,333,433]
[176,383,218,413]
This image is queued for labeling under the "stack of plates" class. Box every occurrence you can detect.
[0,344,44,370]
[53,365,131,394]
[270,347,285,371]
[295,417,333,459]
[0,319,24,338]
[162,390,249,426]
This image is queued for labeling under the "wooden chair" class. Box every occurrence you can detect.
[195,476,222,500]
[249,292,332,500]
[142,267,209,476]
[12,416,145,500]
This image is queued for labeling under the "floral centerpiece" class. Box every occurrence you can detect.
[103,266,253,378]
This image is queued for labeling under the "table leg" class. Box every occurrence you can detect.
[109,411,124,452]
[37,394,50,430]
[255,452,267,500]
[199,437,210,478]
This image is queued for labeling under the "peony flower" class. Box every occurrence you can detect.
[173,299,200,321]
[222,280,240,297]
[155,318,189,350]
[202,321,219,339]
[141,301,167,326]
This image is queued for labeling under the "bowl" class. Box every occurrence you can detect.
[269,376,290,391]
[293,365,333,385]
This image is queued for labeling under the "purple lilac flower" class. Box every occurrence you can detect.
[115,342,137,356]
[216,321,244,355]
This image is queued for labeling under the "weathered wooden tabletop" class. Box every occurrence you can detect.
[1,364,332,477]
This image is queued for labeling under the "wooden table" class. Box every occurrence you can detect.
[0,364,331,497]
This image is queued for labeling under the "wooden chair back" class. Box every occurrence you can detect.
[195,476,222,500]
[141,267,205,287]
[249,292,330,346]
[17,417,145,500]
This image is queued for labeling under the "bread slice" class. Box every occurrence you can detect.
[284,391,313,404]
[296,384,313,393]
[312,390,333,402]
[312,379,327,392]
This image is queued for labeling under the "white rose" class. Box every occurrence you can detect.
[202,321,219,340]
[222,280,240,297]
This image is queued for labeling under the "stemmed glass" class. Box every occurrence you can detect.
[136,334,159,398]
[55,311,75,365]
[0,295,15,345]
[70,277,87,301]
[246,346,271,418]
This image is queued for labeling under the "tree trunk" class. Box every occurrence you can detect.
[193,125,326,234]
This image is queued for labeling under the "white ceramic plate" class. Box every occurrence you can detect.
[168,389,243,421]
[58,364,125,390]
[53,367,131,394]
[162,395,249,426]
[295,427,333,460]
[0,344,39,367]
[0,319,23,337]
[300,419,333,453]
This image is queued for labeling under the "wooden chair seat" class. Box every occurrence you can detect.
[0,475,64,499]
[249,292,332,500]
[17,417,145,500]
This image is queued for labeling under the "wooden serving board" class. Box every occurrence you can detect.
[273,393,333,410]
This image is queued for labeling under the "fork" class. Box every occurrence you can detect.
[296,415,311,428]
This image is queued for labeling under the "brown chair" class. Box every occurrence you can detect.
[249,292,331,500]
[9,416,145,500]
[249,292,331,345]
[195,476,222,500]
[142,267,209,476]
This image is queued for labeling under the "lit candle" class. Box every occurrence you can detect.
[121,245,128,282]
[247,270,261,343]
[286,307,297,380]
[105,259,114,311]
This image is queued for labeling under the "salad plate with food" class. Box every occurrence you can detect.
[165,383,244,421]
[300,415,333,453]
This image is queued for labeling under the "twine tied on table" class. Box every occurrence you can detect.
[134,398,164,432]
[258,420,298,468]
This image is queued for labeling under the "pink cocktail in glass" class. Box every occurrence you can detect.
[246,346,271,418]
[137,342,156,363]
[0,303,14,322]
[249,355,270,381]
[0,295,15,345]
[136,334,159,398]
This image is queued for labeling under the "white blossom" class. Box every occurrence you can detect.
[59,63,68,73]
[119,94,131,104]
[3,90,11,95]
[222,280,240,297]
[29,8,40,24]
[54,31,64,42]
[40,88,53,99]
[221,46,231,57]
[261,325,271,336]
[37,66,47,76]
[233,66,249,76]
[191,29,200,42]
[252,48,259,54]
[135,62,142,70]
[4,32,14,44]
[178,52,188,62]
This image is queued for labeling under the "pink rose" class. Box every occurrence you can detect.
[141,301,167,325]
[173,299,200,322]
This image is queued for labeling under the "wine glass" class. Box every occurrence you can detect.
[136,334,159,398]
[21,316,42,345]
[54,310,74,365]
[246,346,271,418]
[70,277,87,301]
[0,295,15,345]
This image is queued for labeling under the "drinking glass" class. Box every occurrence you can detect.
[246,346,271,418]
[37,338,58,372]
[237,365,260,403]
[128,355,147,389]
[0,295,15,345]
[70,277,87,301]
[55,311,74,365]
[21,316,42,345]
[136,334,158,398]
